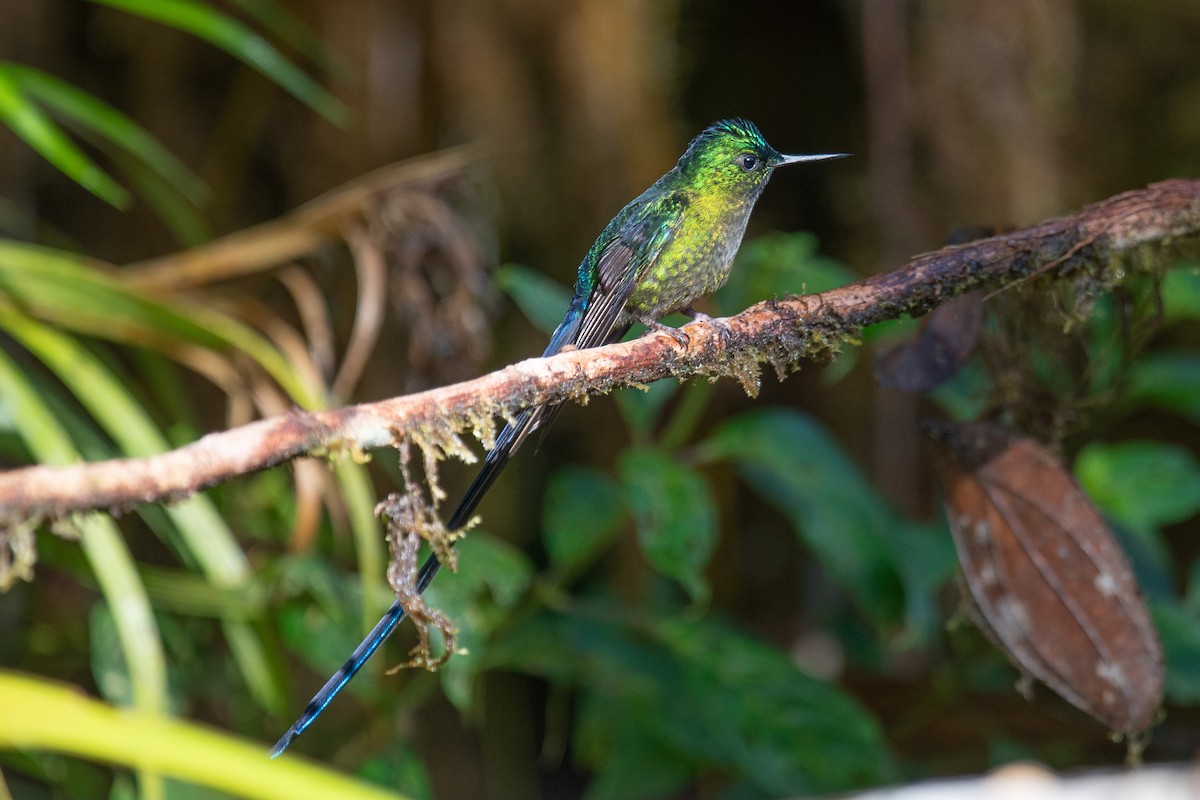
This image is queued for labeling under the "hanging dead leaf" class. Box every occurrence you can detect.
[876,291,985,392]
[926,419,1163,735]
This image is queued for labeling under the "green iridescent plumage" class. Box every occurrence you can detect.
[270,119,845,757]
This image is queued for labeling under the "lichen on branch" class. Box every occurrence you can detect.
[0,178,1196,538]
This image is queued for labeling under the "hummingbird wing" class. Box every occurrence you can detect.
[271,193,685,758]
[573,194,685,349]
[473,192,686,460]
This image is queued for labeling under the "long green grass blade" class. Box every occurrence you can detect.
[334,460,386,633]
[105,142,211,246]
[1,62,209,206]
[0,240,322,408]
[0,67,130,208]
[89,0,350,126]
[0,671,410,800]
[0,348,166,798]
[2,309,285,712]
[230,0,352,79]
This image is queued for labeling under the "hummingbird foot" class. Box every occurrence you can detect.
[639,316,692,348]
[681,306,732,348]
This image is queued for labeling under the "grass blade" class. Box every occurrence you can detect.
[90,0,350,126]
[0,66,130,208]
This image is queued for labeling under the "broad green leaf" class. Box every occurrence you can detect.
[276,558,375,677]
[358,748,436,800]
[543,465,625,574]
[1151,603,1200,704]
[576,687,693,800]
[614,378,681,443]
[90,0,349,126]
[699,408,904,626]
[1162,262,1200,324]
[715,230,853,316]
[492,610,891,797]
[1126,351,1200,424]
[618,448,717,601]
[494,263,572,336]
[1075,440,1200,536]
[0,67,129,208]
[428,531,535,615]
[884,519,959,647]
[427,532,535,709]
[660,617,893,794]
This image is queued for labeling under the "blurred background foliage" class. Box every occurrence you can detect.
[1,1,1199,798]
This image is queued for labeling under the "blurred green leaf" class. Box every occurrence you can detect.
[276,558,373,678]
[1187,558,1200,615]
[1126,351,1200,424]
[1151,602,1200,704]
[333,460,388,637]
[358,749,436,800]
[660,617,893,794]
[579,713,691,800]
[492,609,891,797]
[0,348,168,796]
[543,466,626,574]
[618,448,717,602]
[0,239,320,407]
[715,231,853,316]
[428,533,536,709]
[699,408,904,627]
[1162,262,1200,324]
[494,263,573,336]
[106,143,210,246]
[432,532,535,614]
[89,603,137,708]
[2,62,208,206]
[884,520,959,647]
[614,379,681,443]
[89,0,350,126]
[230,0,351,78]
[928,358,993,422]
[3,309,284,712]
[139,565,268,618]
[0,66,130,208]
[1075,440,1200,536]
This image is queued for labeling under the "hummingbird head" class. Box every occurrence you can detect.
[676,118,847,200]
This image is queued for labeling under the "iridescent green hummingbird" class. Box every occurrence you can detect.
[271,119,846,756]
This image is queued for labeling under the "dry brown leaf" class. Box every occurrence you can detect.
[928,420,1163,734]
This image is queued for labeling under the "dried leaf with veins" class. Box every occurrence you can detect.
[927,420,1163,734]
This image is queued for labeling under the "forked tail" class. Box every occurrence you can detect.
[269,406,548,757]
[271,302,619,757]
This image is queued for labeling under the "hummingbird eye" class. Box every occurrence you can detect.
[737,153,759,172]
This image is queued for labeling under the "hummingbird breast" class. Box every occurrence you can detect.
[624,191,755,321]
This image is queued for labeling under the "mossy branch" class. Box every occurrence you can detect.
[2,178,1198,522]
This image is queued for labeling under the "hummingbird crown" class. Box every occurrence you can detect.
[674,117,786,196]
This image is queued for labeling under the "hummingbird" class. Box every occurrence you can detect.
[270,118,846,757]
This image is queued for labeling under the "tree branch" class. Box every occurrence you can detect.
[3,179,1198,521]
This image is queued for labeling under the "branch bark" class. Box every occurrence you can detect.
[3,179,1198,521]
